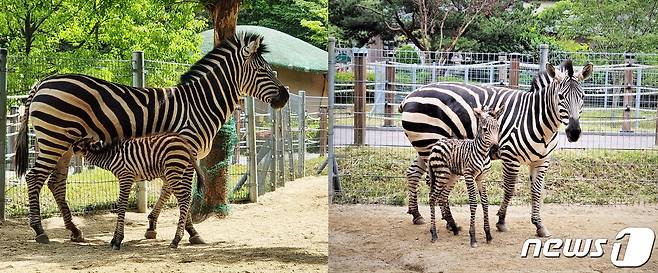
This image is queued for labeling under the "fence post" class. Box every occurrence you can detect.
[539,44,549,72]
[233,100,243,164]
[622,54,634,132]
[283,102,294,181]
[384,55,395,127]
[132,51,147,213]
[412,64,417,90]
[0,48,7,221]
[634,68,642,130]
[328,37,338,202]
[270,107,278,190]
[604,69,609,109]
[353,50,367,146]
[319,106,328,155]
[498,54,507,85]
[510,53,520,89]
[298,91,306,177]
[488,65,494,85]
[276,108,284,186]
[464,67,469,83]
[246,96,258,202]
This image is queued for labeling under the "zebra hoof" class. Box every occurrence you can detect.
[169,243,179,249]
[412,216,425,225]
[145,230,157,239]
[188,235,206,245]
[470,242,479,248]
[35,234,50,244]
[111,244,121,250]
[536,227,552,238]
[496,223,508,232]
[70,233,84,243]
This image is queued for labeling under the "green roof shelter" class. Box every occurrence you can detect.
[201,25,328,97]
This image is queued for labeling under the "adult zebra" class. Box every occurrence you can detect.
[14,32,289,244]
[400,60,592,237]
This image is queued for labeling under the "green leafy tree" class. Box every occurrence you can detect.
[539,0,658,52]
[238,0,328,49]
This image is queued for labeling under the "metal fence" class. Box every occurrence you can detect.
[0,50,328,219]
[327,41,658,204]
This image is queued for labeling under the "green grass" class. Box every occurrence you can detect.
[333,147,658,206]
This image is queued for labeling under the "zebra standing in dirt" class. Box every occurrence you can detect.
[14,32,289,244]
[400,61,592,237]
[427,107,503,248]
[73,133,205,249]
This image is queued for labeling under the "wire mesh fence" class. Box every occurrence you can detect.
[331,45,658,206]
[2,53,326,218]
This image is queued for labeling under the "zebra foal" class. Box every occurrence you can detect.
[427,107,503,248]
[73,133,205,249]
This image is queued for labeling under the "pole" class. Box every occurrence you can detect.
[328,37,337,202]
[353,50,367,146]
[510,53,520,89]
[132,51,147,213]
[384,55,395,127]
[0,48,8,220]
[498,54,507,85]
[298,91,306,177]
[539,44,549,72]
[634,68,642,130]
[270,107,278,190]
[622,54,634,132]
[246,96,258,202]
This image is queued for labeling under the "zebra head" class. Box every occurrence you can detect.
[474,106,505,155]
[546,60,593,142]
[239,33,289,109]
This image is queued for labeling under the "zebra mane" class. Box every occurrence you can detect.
[562,59,574,77]
[529,70,552,92]
[179,32,268,84]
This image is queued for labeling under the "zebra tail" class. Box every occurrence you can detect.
[191,157,205,195]
[14,83,39,177]
[426,161,437,197]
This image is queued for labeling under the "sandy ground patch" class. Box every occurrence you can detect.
[0,176,328,273]
[329,204,658,273]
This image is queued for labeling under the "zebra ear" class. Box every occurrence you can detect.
[473,107,483,119]
[246,37,262,57]
[492,105,505,119]
[578,63,593,81]
[546,63,564,80]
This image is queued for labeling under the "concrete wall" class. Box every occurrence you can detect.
[275,66,327,97]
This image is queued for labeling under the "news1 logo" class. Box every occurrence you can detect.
[520,227,656,268]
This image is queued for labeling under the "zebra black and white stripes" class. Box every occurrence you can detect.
[427,107,503,248]
[401,61,593,237]
[14,32,289,244]
[74,133,204,249]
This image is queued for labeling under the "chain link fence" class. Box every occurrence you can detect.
[329,44,658,206]
[2,52,326,218]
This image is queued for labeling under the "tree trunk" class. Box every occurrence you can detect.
[199,0,241,215]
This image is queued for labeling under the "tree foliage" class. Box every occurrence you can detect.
[539,0,658,52]
[0,0,207,62]
[238,0,328,49]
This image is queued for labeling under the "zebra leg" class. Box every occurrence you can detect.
[428,169,442,243]
[465,173,478,248]
[529,160,551,237]
[477,175,492,243]
[181,167,205,245]
[111,177,134,250]
[170,187,192,249]
[406,156,426,225]
[439,174,460,235]
[496,161,520,232]
[25,161,53,244]
[145,185,172,239]
[47,150,84,242]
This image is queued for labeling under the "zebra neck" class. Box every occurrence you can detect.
[473,136,489,155]
[535,82,562,138]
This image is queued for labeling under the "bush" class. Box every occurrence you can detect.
[395,44,421,64]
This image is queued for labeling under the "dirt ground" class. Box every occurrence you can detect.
[330,204,658,273]
[0,176,328,273]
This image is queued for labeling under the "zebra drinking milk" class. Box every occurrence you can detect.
[400,60,593,237]
[14,32,289,245]
[73,133,204,249]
